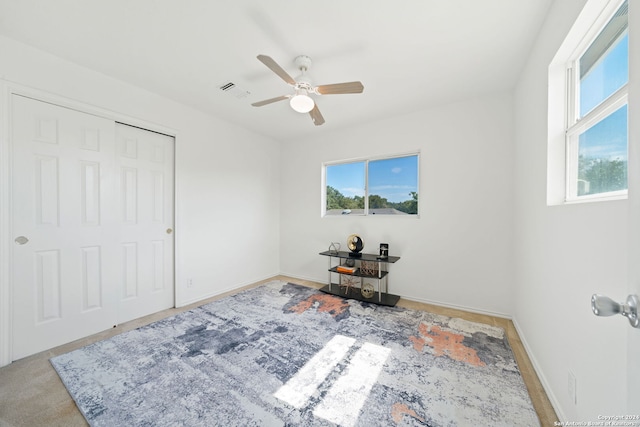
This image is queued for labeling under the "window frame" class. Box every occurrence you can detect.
[562,0,629,203]
[322,152,420,218]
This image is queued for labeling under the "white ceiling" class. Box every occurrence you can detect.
[0,0,552,141]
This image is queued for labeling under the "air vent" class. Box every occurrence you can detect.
[218,81,250,99]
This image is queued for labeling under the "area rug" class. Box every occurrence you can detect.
[51,281,539,426]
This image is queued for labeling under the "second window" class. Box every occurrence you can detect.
[324,154,419,216]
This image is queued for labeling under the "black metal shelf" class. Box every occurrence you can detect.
[319,285,400,307]
[320,249,401,307]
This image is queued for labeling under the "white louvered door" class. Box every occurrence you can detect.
[11,95,174,360]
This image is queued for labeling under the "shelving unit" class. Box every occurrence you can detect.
[319,250,401,307]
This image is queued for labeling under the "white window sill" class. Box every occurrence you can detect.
[563,191,628,205]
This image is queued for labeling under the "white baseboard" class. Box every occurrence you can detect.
[399,293,512,319]
[278,272,325,285]
[512,317,565,422]
[175,272,281,308]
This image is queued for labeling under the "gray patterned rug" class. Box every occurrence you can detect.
[51,281,539,426]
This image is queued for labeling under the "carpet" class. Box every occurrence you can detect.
[51,281,539,426]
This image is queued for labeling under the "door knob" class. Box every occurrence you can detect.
[591,294,640,328]
[166,228,173,234]
[14,236,29,245]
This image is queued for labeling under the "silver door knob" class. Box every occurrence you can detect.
[591,294,640,328]
[166,228,173,234]
[14,236,29,245]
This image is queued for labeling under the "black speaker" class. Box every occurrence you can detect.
[379,243,389,258]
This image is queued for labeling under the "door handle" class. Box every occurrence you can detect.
[591,294,640,328]
[166,228,173,234]
[14,236,29,245]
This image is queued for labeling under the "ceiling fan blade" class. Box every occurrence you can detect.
[309,104,325,126]
[257,55,296,86]
[251,95,289,107]
[315,81,364,95]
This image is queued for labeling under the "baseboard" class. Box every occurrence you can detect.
[175,272,281,308]
[512,317,565,422]
[399,294,512,319]
[278,272,324,285]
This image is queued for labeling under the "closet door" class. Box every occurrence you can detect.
[11,95,119,359]
[115,123,174,324]
[10,97,176,361]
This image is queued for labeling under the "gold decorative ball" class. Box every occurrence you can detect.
[361,283,375,298]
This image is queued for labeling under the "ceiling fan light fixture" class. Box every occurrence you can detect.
[252,54,363,125]
[289,93,314,113]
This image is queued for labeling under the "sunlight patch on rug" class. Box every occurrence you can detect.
[51,280,539,426]
[274,334,355,408]
[313,342,390,427]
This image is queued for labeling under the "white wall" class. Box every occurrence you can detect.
[280,92,515,317]
[514,0,630,421]
[0,34,281,309]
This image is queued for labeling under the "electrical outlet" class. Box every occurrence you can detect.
[187,278,193,288]
[568,370,577,404]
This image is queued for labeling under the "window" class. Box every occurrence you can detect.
[324,154,419,216]
[565,0,628,201]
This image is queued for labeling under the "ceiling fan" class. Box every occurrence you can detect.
[251,54,364,126]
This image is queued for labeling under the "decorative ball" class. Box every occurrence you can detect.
[361,283,375,298]
[345,258,356,267]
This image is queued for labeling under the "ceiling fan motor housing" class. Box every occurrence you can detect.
[294,56,314,89]
[294,55,312,72]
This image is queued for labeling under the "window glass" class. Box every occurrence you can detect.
[324,154,419,216]
[368,156,418,214]
[325,161,365,215]
[565,0,628,201]
[577,104,627,196]
[580,31,628,117]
